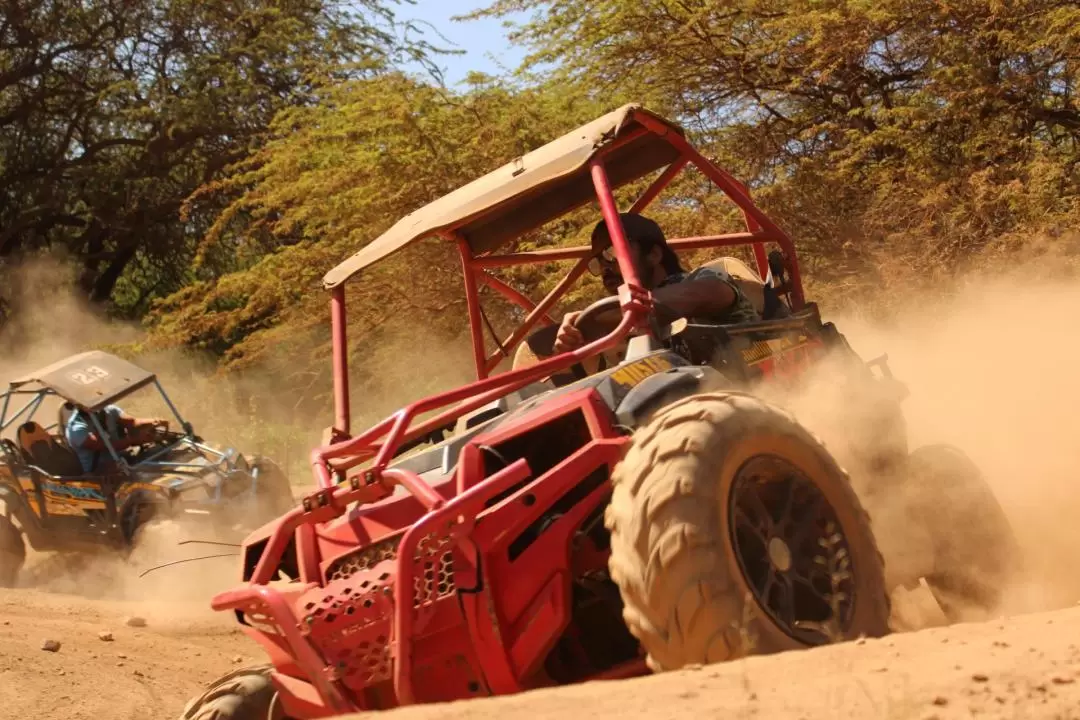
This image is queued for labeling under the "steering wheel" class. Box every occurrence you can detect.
[572,294,673,346]
[548,295,674,382]
[143,423,185,449]
[574,295,620,329]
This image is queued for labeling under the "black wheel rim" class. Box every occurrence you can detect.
[728,454,856,644]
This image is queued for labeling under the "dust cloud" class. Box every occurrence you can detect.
[0,254,478,608]
[0,257,271,606]
[5,250,1080,630]
[0,255,141,380]
[761,270,1080,625]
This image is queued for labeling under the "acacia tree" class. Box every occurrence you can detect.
[471,0,1080,287]
[0,0,436,312]
[144,72,611,409]
[141,0,1080,399]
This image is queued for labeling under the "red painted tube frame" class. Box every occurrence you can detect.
[633,114,805,307]
[629,156,688,214]
[468,232,771,267]
[476,270,555,325]
[211,583,353,714]
[312,308,638,488]
[472,246,597,268]
[591,160,643,291]
[317,149,802,482]
[311,161,647,489]
[212,458,533,714]
[483,256,589,374]
[458,238,488,380]
[392,457,532,705]
[331,286,350,437]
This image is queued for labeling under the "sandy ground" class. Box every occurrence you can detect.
[0,523,264,720]
[0,587,261,720]
[364,604,1080,720]
[3,582,1080,720]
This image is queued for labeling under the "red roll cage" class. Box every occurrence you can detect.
[251,105,807,581]
[215,106,814,711]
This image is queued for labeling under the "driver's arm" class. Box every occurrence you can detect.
[71,428,139,452]
[117,412,168,434]
[107,413,164,448]
[650,276,737,324]
[552,275,737,352]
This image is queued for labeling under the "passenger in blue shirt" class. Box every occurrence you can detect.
[63,405,169,474]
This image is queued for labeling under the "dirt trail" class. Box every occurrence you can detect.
[0,522,268,720]
[3,584,1080,720]
[0,587,260,720]
[361,603,1080,720]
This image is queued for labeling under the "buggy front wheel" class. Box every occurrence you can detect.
[604,392,891,672]
[181,664,287,720]
[248,458,295,525]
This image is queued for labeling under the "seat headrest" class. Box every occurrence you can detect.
[700,256,764,285]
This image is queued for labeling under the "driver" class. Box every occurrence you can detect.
[552,213,760,353]
[63,404,169,474]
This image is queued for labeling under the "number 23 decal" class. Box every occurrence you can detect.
[69,365,111,385]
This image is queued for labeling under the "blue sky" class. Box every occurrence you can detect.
[396,0,531,86]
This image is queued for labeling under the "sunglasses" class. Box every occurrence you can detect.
[587,246,618,276]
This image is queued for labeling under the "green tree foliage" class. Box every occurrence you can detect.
[473,0,1080,296]
[147,0,1080,399]
[143,72,611,408]
[0,0,427,314]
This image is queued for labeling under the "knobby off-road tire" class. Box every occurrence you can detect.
[604,392,891,672]
[252,458,295,520]
[903,444,1021,622]
[181,664,286,720]
[0,513,25,588]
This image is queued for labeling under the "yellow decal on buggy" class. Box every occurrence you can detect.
[609,355,675,388]
[740,335,809,366]
[42,480,106,515]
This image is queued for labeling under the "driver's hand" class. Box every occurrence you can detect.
[552,311,585,353]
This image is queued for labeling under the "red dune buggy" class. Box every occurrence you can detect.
[181,104,1018,720]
